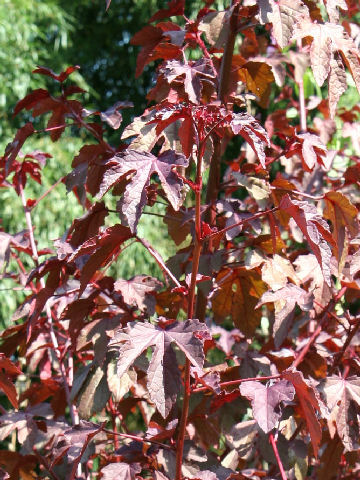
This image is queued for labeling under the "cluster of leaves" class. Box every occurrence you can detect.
[0,0,360,479]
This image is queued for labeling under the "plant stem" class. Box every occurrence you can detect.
[19,184,80,433]
[137,236,181,288]
[175,148,204,480]
[192,374,281,393]
[297,39,307,133]
[269,433,288,480]
[292,286,347,369]
[208,207,279,239]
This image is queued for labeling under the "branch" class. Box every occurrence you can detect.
[296,39,307,133]
[137,236,181,288]
[192,374,281,393]
[175,148,204,480]
[269,433,288,480]
[18,184,80,436]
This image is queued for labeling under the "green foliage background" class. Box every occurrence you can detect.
[0,0,179,326]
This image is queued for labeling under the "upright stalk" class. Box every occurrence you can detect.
[19,184,81,473]
[175,148,204,480]
[195,4,239,322]
[297,39,307,132]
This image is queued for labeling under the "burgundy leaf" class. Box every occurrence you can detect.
[240,380,295,433]
[282,369,322,457]
[110,320,209,417]
[67,201,108,248]
[114,275,162,313]
[257,283,314,348]
[149,0,185,23]
[96,149,188,232]
[230,113,270,168]
[160,59,216,104]
[69,224,132,295]
[100,462,142,480]
[279,194,333,285]
[32,65,80,83]
[3,123,34,175]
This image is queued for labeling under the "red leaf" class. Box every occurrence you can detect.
[3,123,34,175]
[230,113,270,168]
[100,462,142,480]
[279,194,333,285]
[32,65,80,82]
[13,89,50,116]
[0,372,18,409]
[70,224,132,294]
[149,0,185,23]
[282,370,322,457]
[110,320,209,418]
[96,149,188,232]
[240,380,295,433]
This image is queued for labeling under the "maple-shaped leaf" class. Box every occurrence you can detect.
[198,9,230,49]
[148,0,185,23]
[96,149,188,232]
[0,354,21,409]
[13,88,83,141]
[63,421,103,475]
[212,267,267,337]
[67,201,108,248]
[32,65,80,82]
[325,0,347,23]
[109,320,209,418]
[293,20,360,111]
[282,370,322,457]
[323,191,359,266]
[294,253,332,314]
[261,254,298,291]
[240,380,295,433]
[100,462,142,480]
[285,133,328,171]
[328,52,347,119]
[69,224,132,295]
[230,172,270,208]
[258,0,309,49]
[230,113,270,168]
[114,275,162,313]
[321,376,360,451]
[3,123,34,176]
[279,194,333,285]
[160,59,216,104]
[238,61,275,106]
[257,283,313,348]
[131,23,182,77]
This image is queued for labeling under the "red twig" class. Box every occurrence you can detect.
[31,176,65,209]
[208,207,279,239]
[192,374,281,393]
[296,39,307,132]
[269,433,288,480]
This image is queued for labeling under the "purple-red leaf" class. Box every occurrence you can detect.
[32,65,80,83]
[240,380,295,433]
[230,113,270,168]
[100,462,142,480]
[96,149,188,232]
[110,320,209,417]
[279,194,333,285]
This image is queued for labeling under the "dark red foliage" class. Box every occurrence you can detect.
[0,1,360,479]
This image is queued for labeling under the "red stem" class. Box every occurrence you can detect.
[208,207,279,239]
[175,147,204,480]
[292,286,347,369]
[31,176,65,209]
[18,184,80,431]
[296,39,307,132]
[269,433,288,480]
[192,374,281,393]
